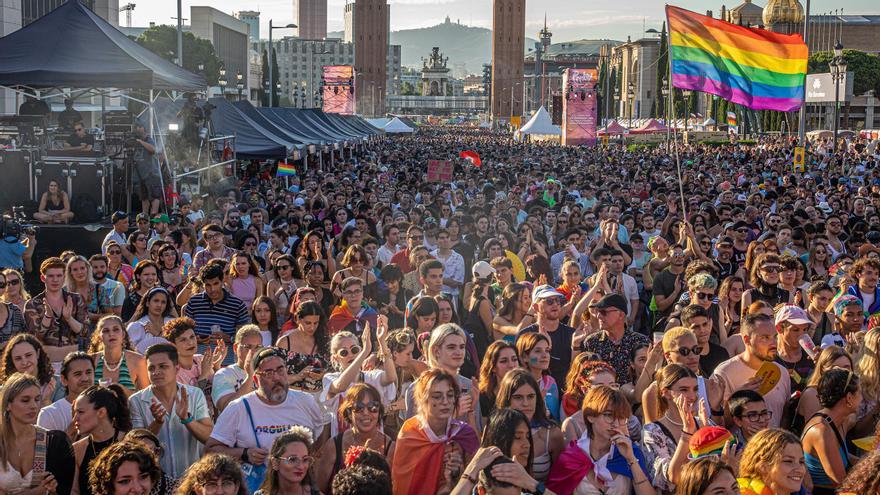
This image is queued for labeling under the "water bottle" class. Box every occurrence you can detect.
[798,333,818,360]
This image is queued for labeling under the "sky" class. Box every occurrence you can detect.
[130,0,877,43]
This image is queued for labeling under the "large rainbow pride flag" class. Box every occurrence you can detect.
[666,5,808,112]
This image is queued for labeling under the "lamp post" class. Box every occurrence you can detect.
[236,72,244,101]
[218,66,227,98]
[830,41,846,154]
[614,86,620,120]
[661,76,669,142]
[682,89,692,132]
[712,95,719,131]
[268,20,297,107]
[627,81,635,129]
[511,82,522,127]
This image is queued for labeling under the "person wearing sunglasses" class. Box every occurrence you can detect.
[640,327,723,424]
[0,270,26,348]
[581,293,651,387]
[516,285,578,390]
[315,383,395,493]
[741,253,794,311]
[321,318,396,438]
[63,120,94,151]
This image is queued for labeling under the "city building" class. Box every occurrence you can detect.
[763,0,803,34]
[236,10,260,43]
[20,0,118,27]
[721,0,763,27]
[293,0,327,40]
[610,35,661,121]
[254,37,401,108]
[350,0,389,117]
[386,95,488,115]
[491,0,526,122]
[421,48,451,96]
[463,74,484,95]
[190,6,250,99]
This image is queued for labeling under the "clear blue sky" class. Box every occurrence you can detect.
[131,0,876,42]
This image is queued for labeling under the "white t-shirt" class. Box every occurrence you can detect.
[712,355,791,428]
[320,370,396,437]
[37,398,71,432]
[210,390,327,449]
[212,364,247,405]
[127,316,173,354]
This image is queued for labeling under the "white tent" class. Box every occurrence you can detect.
[366,117,391,129]
[384,117,415,134]
[518,106,560,137]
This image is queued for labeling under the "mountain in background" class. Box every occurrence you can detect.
[330,18,538,74]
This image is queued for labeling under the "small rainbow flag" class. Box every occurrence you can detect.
[666,5,808,112]
[727,111,737,127]
[276,161,297,177]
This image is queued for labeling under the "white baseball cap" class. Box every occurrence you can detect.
[472,261,496,279]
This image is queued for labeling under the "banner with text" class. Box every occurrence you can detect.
[562,68,598,146]
[427,160,454,182]
[322,66,355,115]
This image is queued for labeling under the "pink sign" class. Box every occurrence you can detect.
[562,68,598,146]
[427,160,453,182]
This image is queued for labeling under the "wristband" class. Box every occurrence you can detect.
[460,473,477,485]
[180,415,195,425]
[532,481,546,495]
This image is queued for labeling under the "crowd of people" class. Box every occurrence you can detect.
[0,126,879,495]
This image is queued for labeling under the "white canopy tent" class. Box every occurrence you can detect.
[517,106,560,141]
[366,117,391,129]
[384,117,415,134]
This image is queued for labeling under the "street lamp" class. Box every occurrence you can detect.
[613,86,620,120]
[268,20,297,107]
[236,72,244,102]
[830,41,846,153]
[218,66,227,97]
[627,81,635,129]
[682,89,693,132]
[661,76,669,122]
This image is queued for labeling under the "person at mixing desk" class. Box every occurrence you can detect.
[57,99,82,131]
[63,121,93,151]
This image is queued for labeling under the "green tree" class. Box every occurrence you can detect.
[655,22,668,118]
[133,25,220,85]
[808,49,880,96]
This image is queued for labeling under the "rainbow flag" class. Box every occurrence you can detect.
[727,111,737,126]
[276,161,297,177]
[666,5,808,112]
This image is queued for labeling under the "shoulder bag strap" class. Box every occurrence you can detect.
[242,398,262,449]
[32,426,49,475]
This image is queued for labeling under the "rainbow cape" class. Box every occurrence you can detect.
[666,5,808,112]
[391,417,478,495]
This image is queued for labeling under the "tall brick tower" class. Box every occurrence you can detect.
[491,0,526,123]
[352,0,389,117]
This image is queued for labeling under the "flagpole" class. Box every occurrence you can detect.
[664,5,688,217]
[798,0,811,146]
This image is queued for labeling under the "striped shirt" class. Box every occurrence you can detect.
[182,289,249,339]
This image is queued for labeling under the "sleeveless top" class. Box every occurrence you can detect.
[79,433,119,495]
[282,334,329,393]
[231,276,257,308]
[463,295,493,356]
[46,195,64,211]
[531,425,553,481]
[0,426,49,495]
[803,412,849,490]
[331,432,392,480]
[95,353,135,391]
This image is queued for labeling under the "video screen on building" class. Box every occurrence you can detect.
[322,66,355,115]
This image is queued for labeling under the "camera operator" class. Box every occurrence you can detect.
[130,122,163,216]
[177,93,205,146]
[0,218,36,273]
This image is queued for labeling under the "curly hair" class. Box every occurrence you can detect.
[177,454,247,495]
[1,334,53,385]
[163,316,197,342]
[331,465,392,495]
[738,428,801,482]
[89,441,161,495]
[839,450,880,494]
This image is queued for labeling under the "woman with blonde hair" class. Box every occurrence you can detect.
[176,454,246,495]
[257,427,320,495]
[0,373,75,495]
[853,327,880,437]
[89,315,148,395]
[2,268,30,312]
[738,428,806,495]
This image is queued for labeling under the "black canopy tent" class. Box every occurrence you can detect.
[0,0,204,90]
[231,101,309,150]
[207,97,289,160]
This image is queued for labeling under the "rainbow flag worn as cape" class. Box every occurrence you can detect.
[276,161,297,177]
[666,5,808,112]
[391,417,478,495]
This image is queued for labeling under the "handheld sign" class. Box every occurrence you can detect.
[754,361,781,396]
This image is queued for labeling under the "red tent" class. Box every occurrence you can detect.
[631,118,668,134]
[598,120,627,135]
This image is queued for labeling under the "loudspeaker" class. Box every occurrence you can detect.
[0,150,34,207]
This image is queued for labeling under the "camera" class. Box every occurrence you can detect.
[1,207,36,240]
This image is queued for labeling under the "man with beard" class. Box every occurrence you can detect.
[130,343,214,478]
[712,313,791,428]
[652,244,687,320]
[207,347,328,464]
[222,208,243,240]
[88,254,125,317]
[713,236,740,282]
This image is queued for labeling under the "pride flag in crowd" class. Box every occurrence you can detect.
[666,5,808,112]
[727,111,737,127]
[276,162,297,177]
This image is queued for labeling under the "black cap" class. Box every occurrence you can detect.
[732,220,750,230]
[251,346,287,371]
[717,236,734,246]
[590,293,628,313]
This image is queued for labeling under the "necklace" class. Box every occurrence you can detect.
[103,352,123,372]
[662,412,683,427]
